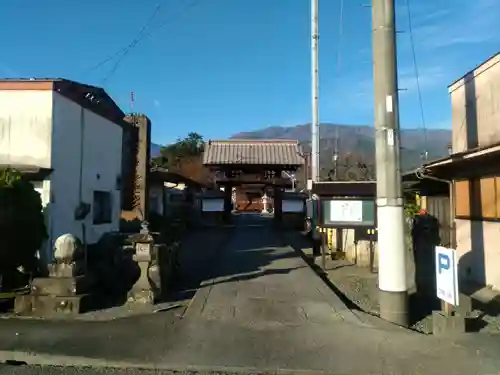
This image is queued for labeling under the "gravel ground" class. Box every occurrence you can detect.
[327,258,500,334]
[289,237,500,335]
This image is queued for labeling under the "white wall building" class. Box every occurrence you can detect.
[0,79,124,264]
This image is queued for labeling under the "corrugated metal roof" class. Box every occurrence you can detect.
[203,139,304,166]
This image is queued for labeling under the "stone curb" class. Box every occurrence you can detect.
[0,350,337,375]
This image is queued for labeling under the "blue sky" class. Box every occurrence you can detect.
[1,0,499,145]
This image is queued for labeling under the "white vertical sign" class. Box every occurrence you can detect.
[435,246,459,306]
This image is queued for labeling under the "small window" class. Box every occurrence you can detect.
[93,191,112,224]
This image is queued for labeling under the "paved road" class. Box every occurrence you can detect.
[0,365,277,375]
[0,215,499,374]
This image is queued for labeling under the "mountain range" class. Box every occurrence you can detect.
[151,143,162,158]
[152,123,452,172]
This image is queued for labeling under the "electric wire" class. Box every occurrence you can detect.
[405,0,428,161]
[101,4,162,85]
[337,0,344,77]
[85,0,203,84]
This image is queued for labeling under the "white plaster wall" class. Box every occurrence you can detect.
[450,54,500,152]
[50,93,123,248]
[0,90,53,167]
[455,218,500,290]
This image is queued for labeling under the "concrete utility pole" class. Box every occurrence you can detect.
[372,0,409,326]
[311,0,320,182]
[333,126,339,180]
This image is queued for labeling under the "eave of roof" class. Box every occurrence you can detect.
[424,141,500,170]
[0,78,126,128]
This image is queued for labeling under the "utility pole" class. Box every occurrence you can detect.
[372,0,409,326]
[333,126,339,180]
[311,0,320,182]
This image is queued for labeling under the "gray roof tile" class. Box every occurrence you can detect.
[203,139,304,166]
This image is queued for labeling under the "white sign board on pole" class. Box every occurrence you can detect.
[329,200,363,223]
[307,179,313,191]
[202,199,225,212]
[435,246,459,306]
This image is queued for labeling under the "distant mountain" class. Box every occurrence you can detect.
[231,123,451,172]
[150,143,162,158]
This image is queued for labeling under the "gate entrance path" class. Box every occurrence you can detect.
[0,216,496,374]
[157,215,496,374]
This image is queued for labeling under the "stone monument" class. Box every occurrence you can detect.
[14,233,94,316]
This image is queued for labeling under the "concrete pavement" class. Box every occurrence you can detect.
[0,215,499,374]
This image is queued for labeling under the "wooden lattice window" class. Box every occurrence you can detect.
[480,177,496,219]
[454,180,470,217]
[455,177,500,219]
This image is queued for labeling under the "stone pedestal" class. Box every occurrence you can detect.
[432,311,467,335]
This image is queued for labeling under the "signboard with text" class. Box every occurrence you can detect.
[318,197,376,228]
[435,246,459,306]
[330,200,363,223]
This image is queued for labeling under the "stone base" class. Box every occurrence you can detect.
[47,262,84,278]
[31,276,91,296]
[127,289,154,304]
[432,310,466,335]
[456,294,472,315]
[14,294,91,316]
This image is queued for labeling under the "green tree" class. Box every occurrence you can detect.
[152,132,205,169]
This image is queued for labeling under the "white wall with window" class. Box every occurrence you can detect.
[50,93,122,248]
[0,88,123,263]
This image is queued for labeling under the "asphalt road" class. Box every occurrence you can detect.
[0,365,275,375]
[1,215,500,374]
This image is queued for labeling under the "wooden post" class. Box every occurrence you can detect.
[321,230,327,270]
[443,302,453,315]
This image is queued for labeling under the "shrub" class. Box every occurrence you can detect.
[0,169,47,273]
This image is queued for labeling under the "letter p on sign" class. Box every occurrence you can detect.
[438,253,450,274]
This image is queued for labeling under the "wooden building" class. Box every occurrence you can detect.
[419,52,500,290]
[202,139,304,223]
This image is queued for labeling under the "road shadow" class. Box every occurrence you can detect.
[163,214,303,305]
[281,230,362,312]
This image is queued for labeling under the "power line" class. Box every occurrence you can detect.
[91,0,203,84]
[101,4,162,85]
[405,0,428,160]
[337,0,345,76]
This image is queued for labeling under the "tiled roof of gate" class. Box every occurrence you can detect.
[203,139,304,166]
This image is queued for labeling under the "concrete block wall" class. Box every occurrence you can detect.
[324,228,378,269]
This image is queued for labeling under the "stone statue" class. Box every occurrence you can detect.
[53,233,84,264]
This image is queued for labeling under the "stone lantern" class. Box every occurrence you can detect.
[128,221,159,304]
[261,193,269,214]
